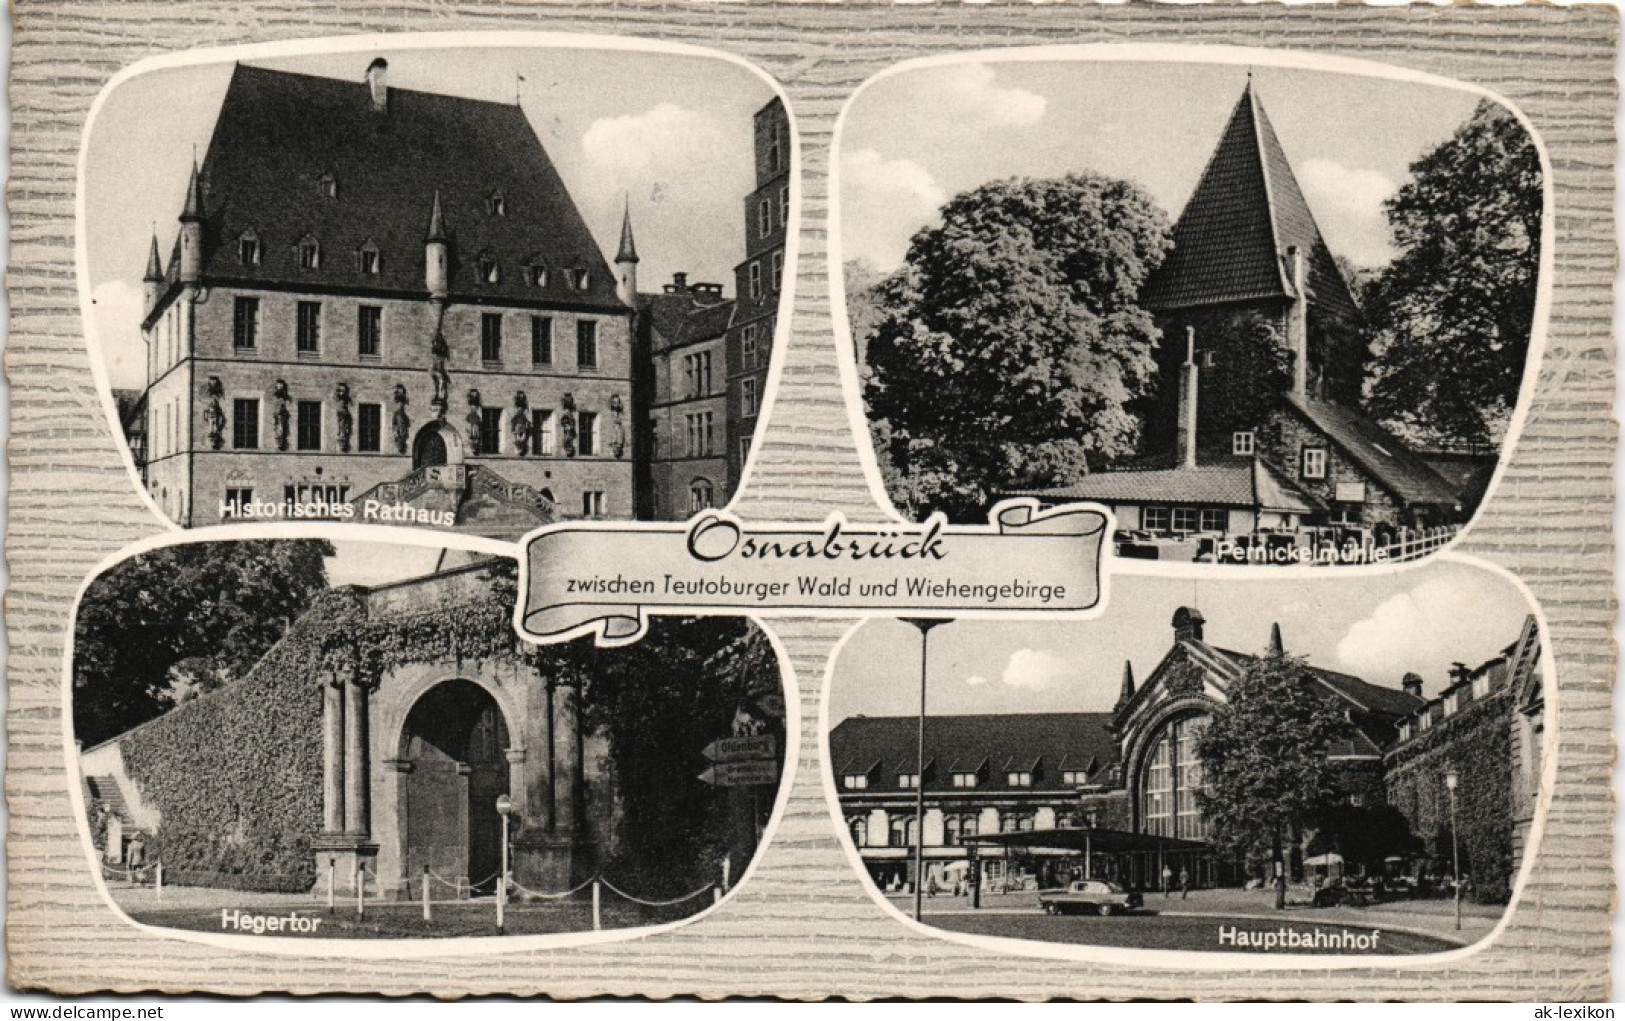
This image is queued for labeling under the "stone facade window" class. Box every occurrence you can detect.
[531,409,555,455]
[576,320,598,368]
[748,261,762,299]
[238,231,260,266]
[231,398,258,449]
[581,490,605,518]
[481,313,503,363]
[233,297,259,350]
[531,317,553,365]
[296,400,323,451]
[296,302,322,355]
[479,407,503,455]
[847,816,867,847]
[1140,713,1210,840]
[357,403,382,453]
[742,377,758,418]
[690,479,714,513]
[742,324,758,367]
[578,411,598,456]
[772,251,783,291]
[758,199,771,239]
[357,305,382,358]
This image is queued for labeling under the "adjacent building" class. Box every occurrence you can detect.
[831,609,1544,899]
[1016,82,1474,563]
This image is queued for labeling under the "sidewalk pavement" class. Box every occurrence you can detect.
[887,887,1501,945]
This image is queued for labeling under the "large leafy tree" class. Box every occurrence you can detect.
[864,174,1173,521]
[574,618,782,895]
[1195,651,1350,909]
[1362,100,1542,447]
[73,539,334,747]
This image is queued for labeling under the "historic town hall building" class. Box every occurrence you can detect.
[137,61,783,536]
[831,608,1543,899]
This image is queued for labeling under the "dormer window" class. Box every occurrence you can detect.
[320,173,338,199]
[951,772,978,789]
[238,230,261,267]
[841,773,869,791]
[528,263,548,288]
[1233,431,1255,456]
[573,268,591,291]
[487,191,506,217]
[357,240,380,276]
[479,255,500,285]
[897,772,919,790]
[297,236,321,270]
[1006,770,1033,788]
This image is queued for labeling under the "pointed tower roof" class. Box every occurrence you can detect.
[425,189,448,244]
[179,161,205,223]
[1142,81,1358,320]
[1116,661,1137,708]
[616,198,639,264]
[1268,622,1285,657]
[144,233,164,281]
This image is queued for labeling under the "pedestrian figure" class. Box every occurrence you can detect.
[1161,865,1173,898]
[1179,868,1190,899]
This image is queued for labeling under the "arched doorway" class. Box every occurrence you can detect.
[398,680,510,894]
[412,421,465,470]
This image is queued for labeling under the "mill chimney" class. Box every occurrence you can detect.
[1176,325,1199,469]
[1286,245,1308,399]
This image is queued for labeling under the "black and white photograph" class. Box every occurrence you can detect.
[842,56,1545,567]
[83,40,790,540]
[825,561,1547,956]
[71,536,788,941]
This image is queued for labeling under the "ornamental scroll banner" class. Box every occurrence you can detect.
[516,499,1108,646]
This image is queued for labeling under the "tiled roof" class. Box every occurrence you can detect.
[829,713,1117,795]
[1009,457,1319,514]
[639,290,734,352]
[1286,396,1462,507]
[184,63,622,309]
[1142,83,1359,320]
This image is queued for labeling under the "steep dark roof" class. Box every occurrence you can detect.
[1142,83,1359,320]
[1286,396,1462,507]
[187,62,622,309]
[829,713,1116,795]
[639,289,734,353]
[1010,458,1319,515]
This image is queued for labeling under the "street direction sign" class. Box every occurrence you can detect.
[702,734,777,763]
[698,759,780,787]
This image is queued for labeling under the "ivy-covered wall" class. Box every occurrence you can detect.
[118,628,325,892]
[1383,689,1515,903]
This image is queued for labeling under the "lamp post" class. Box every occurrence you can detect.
[1444,769,1461,931]
[496,793,513,935]
[900,617,951,923]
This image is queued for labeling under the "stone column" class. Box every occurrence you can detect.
[552,683,580,835]
[344,677,370,837]
[322,679,345,835]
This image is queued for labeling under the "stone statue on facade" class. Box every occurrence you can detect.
[465,388,484,456]
[334,382,353,453]
[271,379,291,452]
[391,384,411,455]
[511,391,532,457]
[203,376,226,451]
[560,391,577,458]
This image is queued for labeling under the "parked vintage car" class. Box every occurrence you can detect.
[1037,879,1143,916]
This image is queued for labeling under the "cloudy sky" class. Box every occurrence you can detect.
[828,561,1536,722]
[838,60,1483,274]
[84,45,776,389]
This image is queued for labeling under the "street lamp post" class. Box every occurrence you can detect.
[1445,769,1461,932]
[496,793,513,935]
[901,618,951,924]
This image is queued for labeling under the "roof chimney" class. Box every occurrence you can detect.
[1268,622,1284,657]
[366,58,389,113]
[1172,606,1205,643]
[1401,673,1424,698]
[672,272,688,292]
[1286,245,1308,399]
[1176,324,1199,469]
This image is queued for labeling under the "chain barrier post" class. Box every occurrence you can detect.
[155,862,163,901]
[354,859,363,917]
[592,879,602,931]
[422,867,432,923]
[713,885,721,904]
[327,856,336,913]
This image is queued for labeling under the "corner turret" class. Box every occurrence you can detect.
[178,160,205,285]
[143,232,164,312]
[425,190,449,301]
[614,198,639,307]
